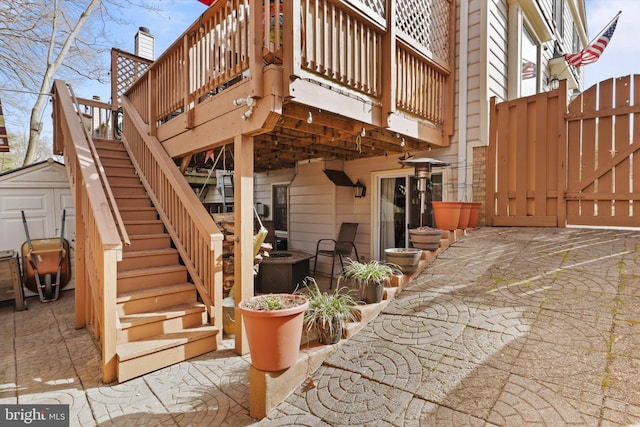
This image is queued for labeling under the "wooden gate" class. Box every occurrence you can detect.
[486,80,567,226]
[488,75,640,228]
[566,75,640,227]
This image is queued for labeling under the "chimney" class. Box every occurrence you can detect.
[135,27,155,61]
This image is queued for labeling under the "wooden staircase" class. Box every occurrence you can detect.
[94,138,219,382]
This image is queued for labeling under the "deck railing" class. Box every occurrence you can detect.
[121,96,224,329]
[52,80,122,382]
[124,0,452,132]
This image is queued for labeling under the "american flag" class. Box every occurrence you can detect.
[564,15,619,67]
[521,59,536,79]
[0,98,8,153]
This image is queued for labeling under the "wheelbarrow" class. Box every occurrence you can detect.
[20,210,71,302]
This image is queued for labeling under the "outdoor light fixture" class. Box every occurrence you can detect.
[353,179,366,198]
[361,127,366,137]
[234,96,256,120]
[399,157,449,227]
[307,111,313,124]
[547,75,560,90]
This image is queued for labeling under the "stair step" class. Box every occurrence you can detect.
[125,220,165,235]
[103,164,136,175]
[126,233,172,251]
[100,155,134,168]
[96,147,129,159]
[117,207,158,221]
[119,248,179,270]
[116,282,196,315]
[119,302,205,329]
[115,195,152,207]
[117,303,208,342]
[111,185,147,197]
[117,264,187,292]
[108,175,142,186]
[116,325,219,382]
[94,140,126,150]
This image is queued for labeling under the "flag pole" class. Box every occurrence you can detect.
[551,10,621,85]
[586,10,622,48]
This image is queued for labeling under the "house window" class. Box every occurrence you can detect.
[553,0,564,38]
[572,24,580,53]
[520,27,538,96]
[272,184,288,232]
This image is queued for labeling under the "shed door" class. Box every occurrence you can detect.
[0,188,75,252]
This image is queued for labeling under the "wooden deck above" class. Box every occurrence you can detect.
[115,0,455,171]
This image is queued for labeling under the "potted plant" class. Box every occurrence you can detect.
[342,259,399,304]
[236,293,309,372]
[384,247,423,273]
[302,278,358,344]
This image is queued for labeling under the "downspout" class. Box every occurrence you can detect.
[457,0,469,201]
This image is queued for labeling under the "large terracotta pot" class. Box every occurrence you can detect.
[431,201,462,231]
[237,294,308,371]
[385,248,423,274]
[468,202,481,228]
[457,202,472,229]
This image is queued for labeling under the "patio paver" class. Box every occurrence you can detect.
[3,227,640,426]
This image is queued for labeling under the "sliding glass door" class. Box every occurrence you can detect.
[373,171,442,260]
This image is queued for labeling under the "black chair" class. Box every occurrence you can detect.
[312,222,359,289]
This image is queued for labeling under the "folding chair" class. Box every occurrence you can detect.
[312,222,359,289]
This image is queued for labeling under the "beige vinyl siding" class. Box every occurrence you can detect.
[487,0,508,102]
[254,167,295,222]
[288,161,335,271]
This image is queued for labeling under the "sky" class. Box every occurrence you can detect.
[582,0,640,88]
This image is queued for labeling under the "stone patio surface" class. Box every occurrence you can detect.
[3,227,640,426]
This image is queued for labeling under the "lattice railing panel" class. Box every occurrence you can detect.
[113,50,152,106]
[348,0,385,21]
[396,0,450,63]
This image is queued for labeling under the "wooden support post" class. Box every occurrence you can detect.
[282,0,302,98]
[102,248,119,383]
[74,177,86,329]
[149,69,157,137]
[249,0,263,98]
[381,0,396,127]
[234,134,254,356]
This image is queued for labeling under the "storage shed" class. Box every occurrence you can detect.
[0,159,75,301]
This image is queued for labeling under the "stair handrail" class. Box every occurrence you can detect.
[66,83,131,247]
[119,95,224,323]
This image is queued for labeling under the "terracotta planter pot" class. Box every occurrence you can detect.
[468,202,481,228]
[237,294,308,371]
[431,201,462,231]
[457,202,472,229]
[385,248,423,274]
